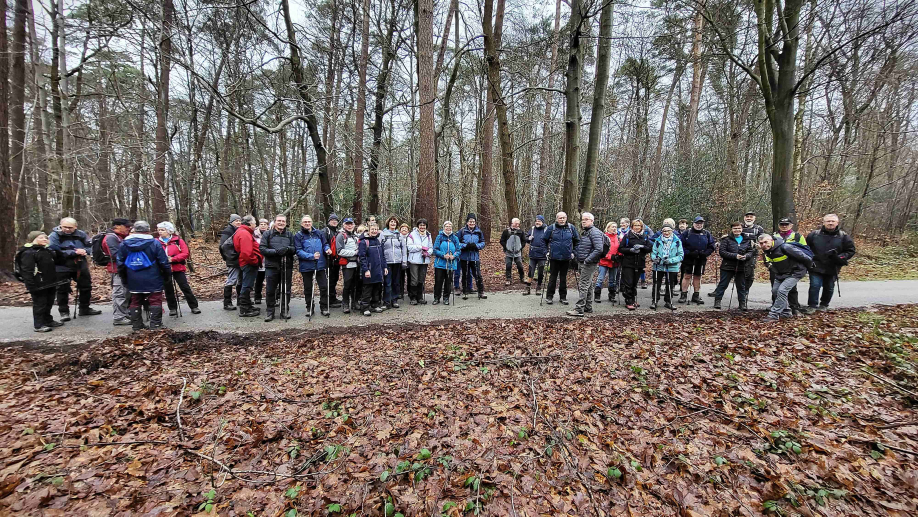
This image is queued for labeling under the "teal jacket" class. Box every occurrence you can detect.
[433,231,461,270]
[651,234,684,272]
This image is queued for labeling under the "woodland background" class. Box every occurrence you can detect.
[0,0,916,270]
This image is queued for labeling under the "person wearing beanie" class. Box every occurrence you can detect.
[456,213,487,300]
[157,221,201,316]
[102,217,133,325]
[523,215,549,296]
[219,213,244,310]
[17,231,64,332]
[117,221,172,330]
[325,213,342,307]
[678,216,715,305]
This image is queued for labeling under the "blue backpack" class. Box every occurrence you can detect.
[784,240,815,261]
[125,248,154,271]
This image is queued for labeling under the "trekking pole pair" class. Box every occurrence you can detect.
[727,259,740,310]
[172,274,183,318]
[539,257,551,306]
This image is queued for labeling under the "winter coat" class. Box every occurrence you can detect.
[48,227,90,272]
[526,225,549,260]
[407,229,434,264]
[218,223,238,267]
[599,232,621,268]
[717,235,754,272]
[18,244,60,292]
[233,226,263,267]
[542,223,579,260]
[741,223,765,262]
[295,227,330,272]
[117,234,172,293]
[259,228,296,269]
[358,234,387,283]
[160,234,190,272]
[335,231,359,269]
[651,234,684,272]
[806,227,856,275]
[381,228,408,265]
[253,228,267,270]
[574,225,606,264]
[456,225,485,262]
[102,229,129,273]
[618,231,651,270]
[763,236,812,281]
[500,228,527,258]
[433,231,461,270]
[680,228,716,259]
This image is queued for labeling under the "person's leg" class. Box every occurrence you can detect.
[595,266,607,288]
[76,261,96,313]
[433,268,444,301]
[743,264,755,297]
[329,262,341,304]
[583,263,598,312]
[472,262,484,296]
[515,256,525,283]
[734,270,747,306]
[666,272,678,305]
[224,267,240,309]
[558,259,570,301]
[621,268,637,304]
[283,264,294,313]
[419,264,430,301]
[148,291,164,328]
[254,269,265,303]
[820,274,836,307]
[163,273,178,311]
[505,256,512,282]
[317,269,329,312]
[680,260,692,292]
[360,276,373,311]
[174,272,198,309]
[31,291,46,329]
[460,260,470,295]
[111,274,130,323]
[302,271,315,313]
[265,268,279,312]
[807,272,823,308]
[56,272,73,317]
[712,271,732,300]
[546,260,559,300]
[239,265,257,314]
[341,268,354,310]
[779,277,799,317]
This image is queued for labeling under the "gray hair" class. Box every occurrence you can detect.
[229,214,242,223]
[242,215,257,226]
[824,213,839,221]
[133,220,151,233]
[60,217,77,227]
[758,234,773,243]
[156,221,176,234]
[259,218,270,225]
[443,220,453,228]
[556,211,567,219]
[274,214,287,221]
[581,212,594,221]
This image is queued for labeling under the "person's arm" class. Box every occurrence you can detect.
[433,235,446,258]
[407,233,423,254]
[703,233,716,256]
[117,247,129,283]
[673,240,685,264]
[260,230,277,256]
[541,226,553,248]
[500,229,509,251]
[358,240,369,274]
[839,234,856,263]
[48,232,71,256]
[476,232,486,250]
[20,250,37,289]
[322,232,331,255]
[104,233,121,259]
[156,243,172,276]
[719,239,738,261]
[173,239,190,263]
[337,234,357,257]
[586,229,604,263]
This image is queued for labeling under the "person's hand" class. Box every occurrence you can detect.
[737,254,746,260]
[325,248,332,254]
[170,257,177,262]
[385,268,389,275]
[75,248,87,256]
[314,252,321,259]
[364,270,371,278]
[288,246,296,255]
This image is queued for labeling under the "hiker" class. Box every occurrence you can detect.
[741,211,765,295]
[381,216,408,309]
[252,218,270,304]
[523,215,549,296]
[102,218,132,325]
[542,211,579,305]
[17,231,63,332]
[619,219,651,310]
[156,221,200,316]
[805,214,856,312]
[652,218,677,297]
[638,221,655,290]
[260,213,296,321]
[219,214,243,310]
[295,215,332,318]
[711,222,753,310]
[433,221,460,305]
[399,223,412,299]
[675,218,690,292]
[649,221,683,310]
[117,221,172,330]
[772,217,807,315]
[594,221,620,304]
[407,218,434,304]
[48,217,101,320]
[617,218,630,239]
[324,214,342,307]
[233,215,263,317]
[758,233,814,322]
[500,218,527,286]
[567,212,606,317]
[335,218,360,313]
[457,214,487,300]
[358,222,388,316]
[679,216,715,305]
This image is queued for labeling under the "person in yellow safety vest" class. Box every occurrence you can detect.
[771,217,807,314]
[758,233,814,322]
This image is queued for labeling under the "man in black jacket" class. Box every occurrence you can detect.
[758,234,814,322]
[568,212,606,317]
[711,223,753,310]
[260,214,297,321]
[805,214,856,312]
[48,217,101,319]
[500,218,527,285]
[219,214,243,310]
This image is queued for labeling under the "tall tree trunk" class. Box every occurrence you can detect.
[27,0,53,231]
[579,0,613,212]
[651,62,684,183]
[0,0,13,267]
[353,0,370,221]
[683,10,704,159]
[11,0,27,241]
[318,0,338,216]
[96,94,113,223]
[50,1,69,216]
[368,0,397,216]
[560,0,585,218]
[792,0,816,209]
[414,0,438,228]
[479,79,495,241]
[537,0,562,212]
[152,0,173,222]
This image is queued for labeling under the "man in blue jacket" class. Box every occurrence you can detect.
[679,216,715,305]
[568,212,605,317]
[457,213,487,300]
[48,217,102,320]
[541,211,580,305]
[295,215,332,318]
[117,221,172,331]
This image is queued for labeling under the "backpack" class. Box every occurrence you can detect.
[784,240,815,261]
[91,232,110,266]
[506,231,523,255]
[601,232,612,258]
[13,248,26,282]
[328,229,338,259]
[125,246,155,271]
[220,234,240,264]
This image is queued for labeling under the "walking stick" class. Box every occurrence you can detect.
[539,258,550,306]
[727,259,740,310]
[326,258,331,316]
[280,255,288,323]
[308,268,317,322]
[172,274,183,318]
[835,267,841,298]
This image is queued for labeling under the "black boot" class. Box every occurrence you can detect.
[149,307,164,329]
[739,300,748,312]
[679,292,688,304]
[609,290,616,304]
[478,290,487,300]
[691,293,704,305]
[79,307,102,316]
[713,298,722,309]
[223,286,237,310]
[265,308,275,322]
[523,283,531,296]
[130,307,146,331]
[594,287,602,304]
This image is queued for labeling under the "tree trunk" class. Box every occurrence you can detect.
[415,0,438,228]
[27,0,53,231]
[560,0,584,218]
[537,0,562,212]
[579,0,613,212]
[152,0,173,222]
[369,0,397,216]
[10,0,27,241]
[0,0,14,268]
[479,79,495,241]
[683,10,704,159]
[353,0,370,221]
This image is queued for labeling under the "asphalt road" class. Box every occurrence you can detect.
[3,279,917,344]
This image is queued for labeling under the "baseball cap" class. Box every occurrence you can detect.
[778,217,793,225]
[744,211,755,216]
[693,216,705,223]
[343,217,355,224]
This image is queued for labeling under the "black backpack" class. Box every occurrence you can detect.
[91,232,110,266]
[13,248,26,282]
[601,232,612,258]
[220,232,240,264]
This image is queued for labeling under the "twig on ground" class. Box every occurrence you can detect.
[176,377,187,442]
[859,368,918,398]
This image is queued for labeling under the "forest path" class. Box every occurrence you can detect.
[3,279,917,344]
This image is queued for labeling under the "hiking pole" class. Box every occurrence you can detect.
[727,259,740,310]
[539,258,550,306]
[280,255,288,323]
[172,274,183,318]
[325,259,331,316]
[835,266,841,298]
[308,269,317,322]
[73,258,81,320]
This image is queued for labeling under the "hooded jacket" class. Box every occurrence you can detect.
[407,228,434,264]
[259,227,297,269]
[763,236,812,280]
[433,230,461,270]
[103,227,130,273]
[233,226,263,267]
[500,227,527,258]
[335,230,359,268]
[599,232,620,268]
[542,222,579,260]
[618,231,651,270]
[718,234,754,272]
[18,244,60,292]
[160,234,190,272]
[527,224,549,260]
[117,234,172,293]
[295,227,330,272]
[680,227,716,259]
[381,228,408,265]
[806,226,856,275]
[218,223,238,267]
[574,225,606,264]
[456,225,485,262]
[358,233,387,283]
[651,233,684,272]
[48,227,90,272]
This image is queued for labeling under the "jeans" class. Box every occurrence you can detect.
[30,288,55,328]
[385,263,404,303]
[546,259,570,300]
[595,265,618,290]
[770,276,801,318]
[712,268,746,304]
[224,266,240,287]
[505,255,524,282]
[302,269,329,312]
[574,262,599,312]
[528,258,546,288]
[239,264,258,309]
[111,273,130,322]
[808,272,837,308]
[409,263,429,300]
[164,271,199,310]
[769,269,801,310]
[265,265,293,309]
[460,260,484,294]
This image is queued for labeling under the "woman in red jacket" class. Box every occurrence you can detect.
[594,221,621,304]
[157,222,201,316]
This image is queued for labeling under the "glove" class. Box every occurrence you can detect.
[288,246,297,255]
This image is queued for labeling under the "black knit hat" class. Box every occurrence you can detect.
[466,213,477,222]
[111,218,130,227]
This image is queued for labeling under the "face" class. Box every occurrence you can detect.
[732,225,743,236]
[557,214,567,225]
[535,219,543,227]
[259,221,269,231]
[232,220,242,228]
[34,234,49,246]
[275,217,287,231]
[581,215,593,228]
[328,219,338,228]
[60,221,77,234]
[158,228,170,238]
[511,219,520,229]
[824,215,839,230]
[620,218,629,227]
[418,223,427,232]
[369,226,379,237]
[662,228,673,238]
[400,226,409,235]
[609,223,618,232]
[302,217,313,230]
[631,222,643,233]
[444,222,453,233]
[679,222,688,231]
[345,222,355,232]
[467,219,476,229]
[368,217,377,224]
[744,215,756,225]
[388,219,397,230]
[779,222,792,233]
[760,237,774,250]
[113,224,129,234]
[693,221,704,230]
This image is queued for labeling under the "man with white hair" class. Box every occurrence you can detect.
[568,212,606,316]
[500,218,527,286]
[48,217,101,320]
[541,211,579,305]
[804,213,856,312]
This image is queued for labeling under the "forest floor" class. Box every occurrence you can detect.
[1,305,916,515]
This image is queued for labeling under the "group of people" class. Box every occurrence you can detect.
[14,209,856,331]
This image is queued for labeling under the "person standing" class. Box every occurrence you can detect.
[233,215,263,317]
[260,213,296,321]
[295,215,332,318]
[102,218,132,325]
[156,221,201,316]
[758,234,814,322]
[594,221,620,304]
[711,222,753,310]
[805,214,856,312]
[649,222,683,310]
[324,214,342,307]
[381,216,408,308]
[772,217,808,315]
[740,211,764,295]
[542,212,579,305]
[678,216,715,305]
[252,219,270,304]
[335,218,361,313]
[567,213,605,317]
[17,231,64,332]
[523,215,549,296]
[456,214,487,300]
[48,217,101,320]
[433,221,460,305]
[219,214,243,310]
[407,219,434,304]
[358,223,388,315]
[117,221,172,330]
[618,219,651,310]
[500,218,527,286]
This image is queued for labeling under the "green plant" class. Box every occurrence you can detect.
[768,430,802,455]
[327,503,341,513]
[198,489,216,513]
[284,485,301,499]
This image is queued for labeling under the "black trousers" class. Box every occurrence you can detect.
[31,288,56,328]
[652,271,678,303]
[361,282,383,309]
[164,271,199,310]
[301,269,329,312]
[265,265,293,309]
[743,264,755,295]
[254,270,265,300]
[460,260,483,294]
[434,267,452,300]
[342,267,360,307]
[328,262,341,301]
[505,256,525,281]
[56,261,93,313]
[713,267,747,304]
[621,267,641,303]
[409,263,429,300]
[528,258,546,287]
[546,259,570,300]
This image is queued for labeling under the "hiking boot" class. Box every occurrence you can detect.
[739,300,748,312]
[374,306,384,313]
[443,298,450,305]
[391,302,400,309]
[343,306,351,314]
[707,292,716,297]
[546,298,553,305]
[691,293,704,305]
[462,292,469,300]
[505,280,511,286]
[584,307,593,314]
[800,306,816,315]
[264,309,275,322]
[594,288,602,304]
[48,320,64,328]
[223,287,237,310]
[432,299,440,305]
[762,314,780,323]
[113,318,131,326]
[418,298,428,305]
[79,307,102,316]
[664,302,677,311]
[649,301,657,310]
[59,312,71,322]
[640,280,647,289]
[609,291,616,304]
[478,293,487,300]
[129,308,145,331]
[454,288,463,296]
[678,292,688,304]
[713,298,722,309]
[34,326,53,333]
[559,299,569,305]
[626,303,636,311]
[240,307,260,318]
[363,309,372,316]
[566,309,585,317]
[149,307,164,329]
[523,284,531,296]
[322,310,330,317]
[535,288,542,296]
[816,305,830,312]
[169,309,178,317]
[254,296,262,305]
